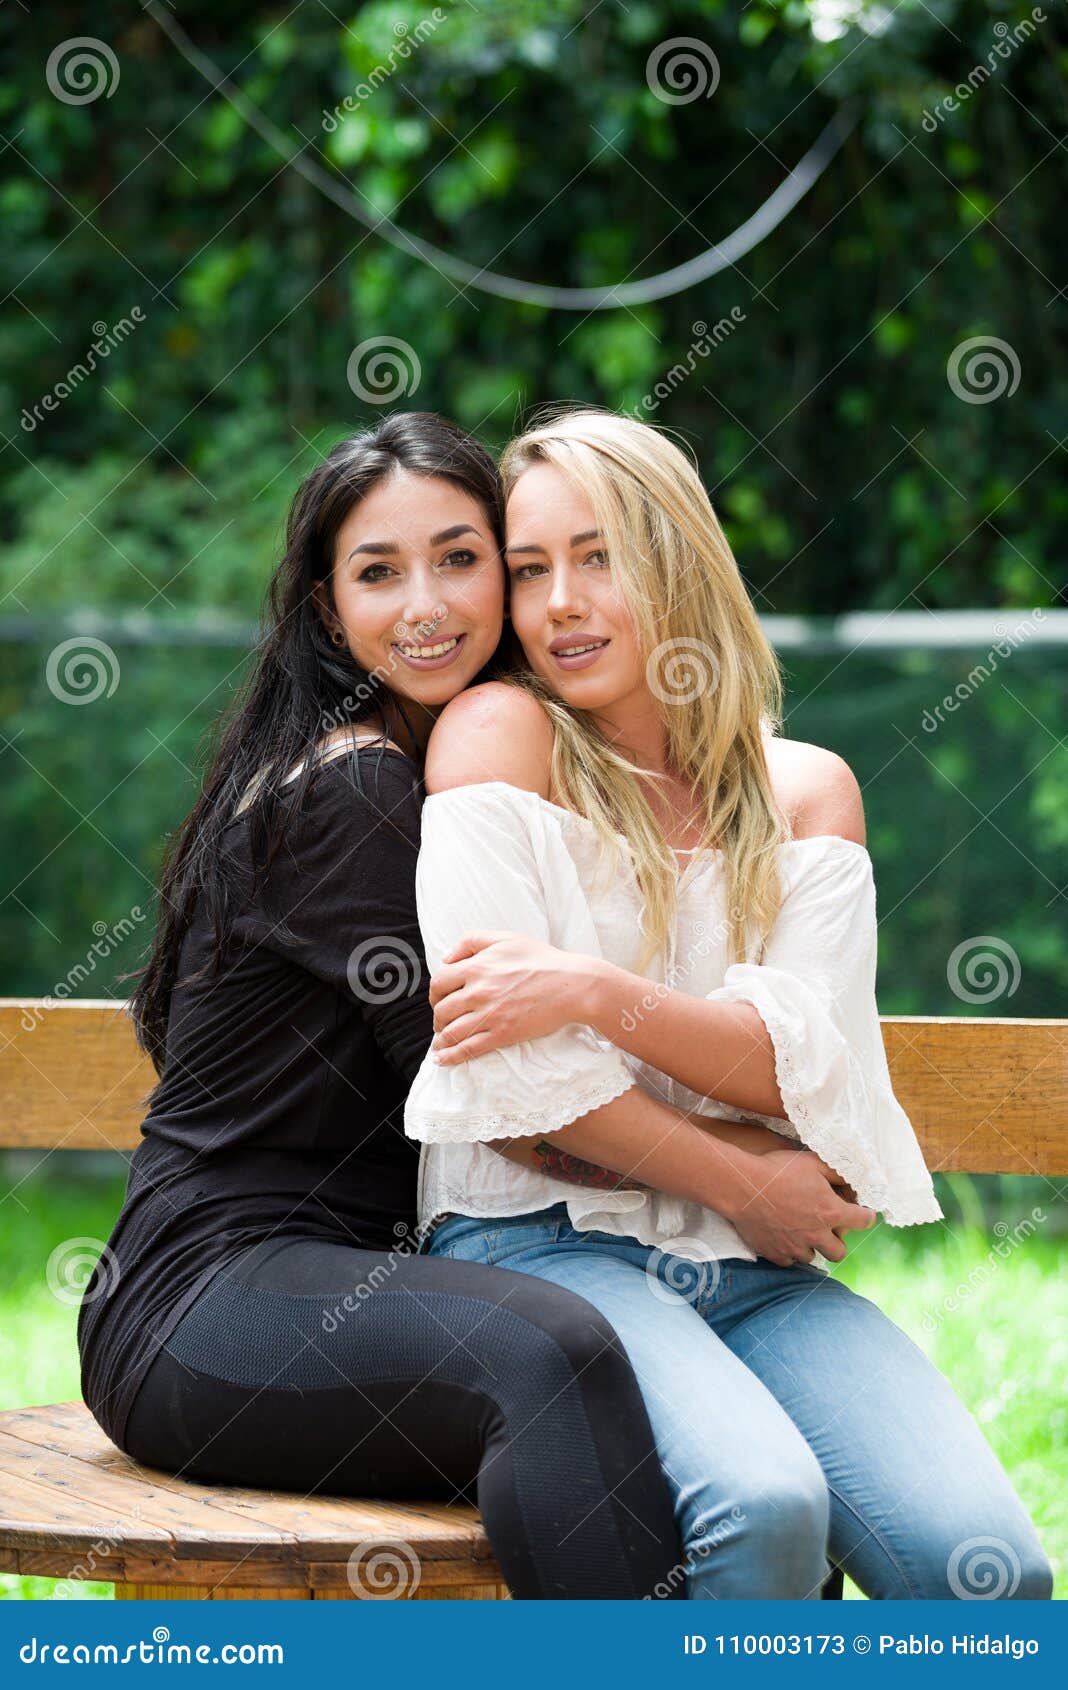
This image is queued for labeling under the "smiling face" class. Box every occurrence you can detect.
[318,467,505,710]
[505,461,647,712]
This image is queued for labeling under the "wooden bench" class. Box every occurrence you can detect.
[1,999,1065,1600]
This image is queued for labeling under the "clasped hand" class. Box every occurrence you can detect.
[727,1147,876,1267]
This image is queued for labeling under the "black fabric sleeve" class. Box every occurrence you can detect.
[251,753,435,1087]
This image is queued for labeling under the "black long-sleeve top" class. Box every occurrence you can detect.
[78,746,433,1448]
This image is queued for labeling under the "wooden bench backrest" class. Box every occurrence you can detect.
[1,1001,1066,1174]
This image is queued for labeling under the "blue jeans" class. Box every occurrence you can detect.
[426,1205,1054,1600]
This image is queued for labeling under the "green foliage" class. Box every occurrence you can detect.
[0,0,1065,1007]
[0,0,1062,608]
[2,411,321,616]
[781,649,1068,1018]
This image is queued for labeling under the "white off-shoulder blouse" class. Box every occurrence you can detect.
[403,780,943,1264]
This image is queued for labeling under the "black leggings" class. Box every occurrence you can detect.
[122,1234,684,1599]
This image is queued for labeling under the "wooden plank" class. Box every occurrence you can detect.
[2,1406,299,1562]
[882,1018,1068,1173]
[3,1405,491,1562]
[0,1469,172,1558]
[0,1000,153,1150]
[115,1584,215,1600]
[117,1583,309,1600]
[187,1492,491,1563]
[101,1557,315,1590]
[17,1553,311,1591]
[14,1538,499,1591]
[0,1427,297,1564]
[305,1556,501,1591]
[209,1587,311,1600]
[310,1582,501,1600]
[16,1549,118,1582]
[15,1549,504,1598]
[412,1584,502,1600]
[18,1552,497,1594]
[3,1003,1067,1167]
[0,1405,497,1587]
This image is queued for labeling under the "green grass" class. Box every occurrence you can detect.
[1,1176,1063,1600]
[0,1175,129,1601]
[834,1211,1065,1598]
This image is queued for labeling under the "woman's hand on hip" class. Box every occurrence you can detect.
[428,931,600,1062]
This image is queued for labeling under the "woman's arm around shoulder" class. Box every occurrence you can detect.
[424,681,554,797]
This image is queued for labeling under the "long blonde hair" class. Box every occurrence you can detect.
[499,406,789,974]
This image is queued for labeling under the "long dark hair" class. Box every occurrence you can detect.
[127,411,508,1076]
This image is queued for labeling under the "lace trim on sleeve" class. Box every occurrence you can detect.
[405,1064,636,1143]
[725,979,943,1227]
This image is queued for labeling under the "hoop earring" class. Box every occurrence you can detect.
[331,629,345,647]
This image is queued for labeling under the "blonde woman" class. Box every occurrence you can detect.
[402,408,1053,1601]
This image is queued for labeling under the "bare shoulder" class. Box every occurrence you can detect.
[423,682,554,797]
[764,736,866,846]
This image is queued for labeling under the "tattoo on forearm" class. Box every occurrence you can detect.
[531,1139,652,1193]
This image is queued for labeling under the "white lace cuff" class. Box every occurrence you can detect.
[404,1028,636,1143]
[709,964,943,1227]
